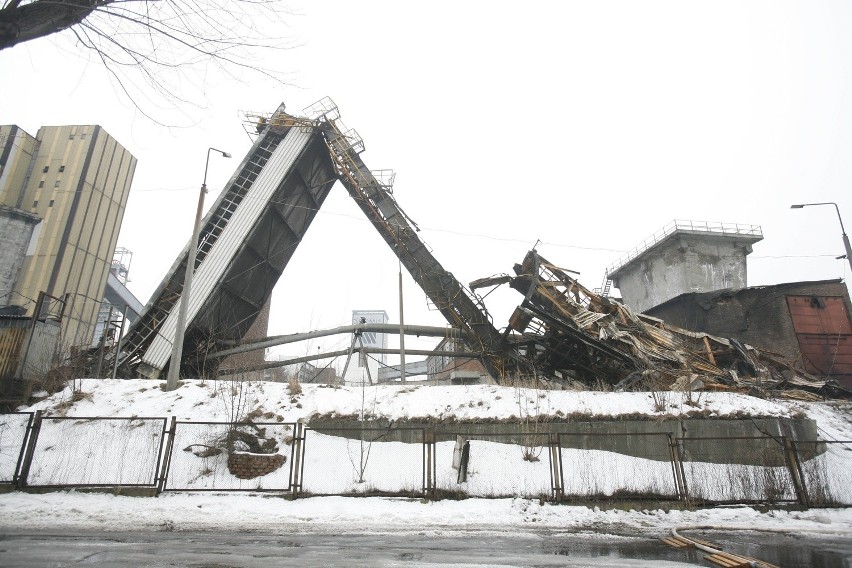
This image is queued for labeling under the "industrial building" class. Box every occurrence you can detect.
[0,124,136,354]
[606,220,851,388]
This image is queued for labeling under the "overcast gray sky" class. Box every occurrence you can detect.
[2,1,851,361]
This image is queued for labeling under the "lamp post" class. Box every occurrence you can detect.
[790,202,852,273]
[166,147,231,391]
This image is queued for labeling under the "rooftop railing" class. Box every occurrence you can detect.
[606,220,762,277]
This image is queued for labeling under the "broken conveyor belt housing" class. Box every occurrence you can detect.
[118,106,338,379]
[485,249,841,398]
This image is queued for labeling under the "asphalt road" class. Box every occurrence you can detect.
[0,529,849,567]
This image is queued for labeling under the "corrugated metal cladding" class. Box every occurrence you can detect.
[0,319,60,381]
[0,320,28,381]
[142,127,314,370]
[20,321,60,381]
[787,295,852,385]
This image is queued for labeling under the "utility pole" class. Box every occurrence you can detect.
[166,147,230,391]
[398,256,407,384]
[791,202,852,274]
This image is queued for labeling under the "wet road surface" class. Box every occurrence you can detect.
[0,529,849,567]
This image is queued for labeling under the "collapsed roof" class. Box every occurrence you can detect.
[473,250,848,401]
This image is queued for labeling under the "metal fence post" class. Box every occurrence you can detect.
[15,410,42,488]
[290,422,305,497]
[156,416,177,494]
[423,429,436,499]
[667,433,688,501]
[549,434,563,502]
[782,436,809,508]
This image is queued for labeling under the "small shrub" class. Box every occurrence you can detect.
[288,376,302,396]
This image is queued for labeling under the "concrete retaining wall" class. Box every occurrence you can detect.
[308,417,817,465]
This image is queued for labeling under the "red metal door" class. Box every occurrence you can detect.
[787,295,852,386]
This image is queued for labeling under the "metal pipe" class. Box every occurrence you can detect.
[398,257,407,384]
[111,304,129,381]
[218,347,477,377]
[205,323,468,360]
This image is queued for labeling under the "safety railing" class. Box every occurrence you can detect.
[606,220,763,276]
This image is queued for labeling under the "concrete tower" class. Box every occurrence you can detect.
[607,220,763,313]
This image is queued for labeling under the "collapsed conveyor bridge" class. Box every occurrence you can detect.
[117,99,512,381]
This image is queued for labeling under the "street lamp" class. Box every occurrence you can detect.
[166,147,231,391]
[790,202,852,273]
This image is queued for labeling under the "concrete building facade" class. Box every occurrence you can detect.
[0,124,136,350]
[0,205,40,308]
[607,220,763,313]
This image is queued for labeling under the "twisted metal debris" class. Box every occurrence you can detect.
[475,250,846,400]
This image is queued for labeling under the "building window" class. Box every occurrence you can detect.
[32,200,38,208]
[69,134,75,140]
[38,180,44,188]
[80,133,86,139]
[42,166,49,173]
[59,165,66,172]
[48,199,55,207]
[54,180,60,187]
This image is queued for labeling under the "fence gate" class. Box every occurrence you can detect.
[556,432,680,501]
[679,436,799,504]
[21,416,166,488]
[301,426,425,496]
[0,412,33,484]
[435,432,554,499]
[792,440,852,507]
[162,421,298,491]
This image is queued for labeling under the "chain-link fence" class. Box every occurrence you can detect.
[163,421,297,491]
[302,427,424,496]
[0,412,33,484]
[24,416,166,487]
[557,433,679,500]
[793,440,852,506]
[435,433,553,499]
[1,410,850,508]
[680,436,797,504]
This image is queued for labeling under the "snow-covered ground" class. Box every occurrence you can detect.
[2,490,852,538]
[2,379,851,537]
[17,379,852,435]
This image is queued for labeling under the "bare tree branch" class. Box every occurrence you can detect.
[2,0,297,125]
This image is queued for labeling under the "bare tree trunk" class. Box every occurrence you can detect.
[0,0,108,50]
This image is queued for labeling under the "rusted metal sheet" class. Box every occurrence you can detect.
[787,295,852,384]
[787,295,851,335]
[0,319,28,381]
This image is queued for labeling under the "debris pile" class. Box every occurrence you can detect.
[473,250,847,401]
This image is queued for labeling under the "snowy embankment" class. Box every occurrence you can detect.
[1,378,850,535]
[18,378,852,442]
[17,378,851,431]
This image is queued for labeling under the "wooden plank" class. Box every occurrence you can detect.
[703,336,717,366]
[703,553,752,567]
[660,536,690,548]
